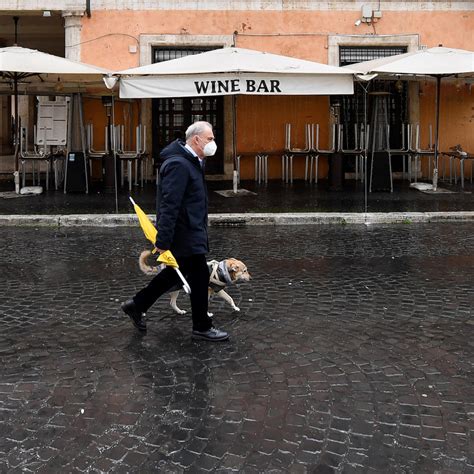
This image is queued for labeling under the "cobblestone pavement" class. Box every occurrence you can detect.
[0,223,473,473]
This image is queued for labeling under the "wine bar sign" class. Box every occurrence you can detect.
[119,73,353,98]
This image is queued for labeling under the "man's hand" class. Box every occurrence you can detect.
[155,247,166,254]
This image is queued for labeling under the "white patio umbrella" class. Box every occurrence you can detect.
[105,46,356,190]
[0,46,111,170]
[348,46,474,189]
[0,46,110,81]
[108,46,355,97]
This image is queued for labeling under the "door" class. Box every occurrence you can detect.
[151,47,224,175]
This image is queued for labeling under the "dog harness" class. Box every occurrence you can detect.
[208,260,233,293]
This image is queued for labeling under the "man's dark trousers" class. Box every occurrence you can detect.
[133,254,212,332]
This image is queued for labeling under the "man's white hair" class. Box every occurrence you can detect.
[185,121,213,141]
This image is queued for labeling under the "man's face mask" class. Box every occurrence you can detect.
[199,136,217,157]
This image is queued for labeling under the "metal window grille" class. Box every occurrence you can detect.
[153,47,213,63]
[339,46,407,67]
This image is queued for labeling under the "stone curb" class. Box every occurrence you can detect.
[0,211,474,227]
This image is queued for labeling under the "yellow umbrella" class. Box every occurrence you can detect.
[157,250,179,268]
[129,196,157,243]
[129,197,191,293]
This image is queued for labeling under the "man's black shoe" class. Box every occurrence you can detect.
[192,327,229,341]
[121,300,147,332]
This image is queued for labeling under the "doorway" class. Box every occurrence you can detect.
[151,47,224,174]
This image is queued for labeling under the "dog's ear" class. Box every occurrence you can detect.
[228,258,242,272]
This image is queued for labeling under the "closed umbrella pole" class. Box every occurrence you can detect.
[13,17,19,172]
[8,70,34,173]
[112,95,118,213]
[13,72,19,172]
[433,75,442,190]
[232,94,238,193]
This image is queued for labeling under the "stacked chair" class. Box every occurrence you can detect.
[283,123,312,183]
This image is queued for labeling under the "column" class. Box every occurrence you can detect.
[62,11,84,61]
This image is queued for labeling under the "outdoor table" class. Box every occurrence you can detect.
[19,149,67,191]
[408,150,435,183]
[117,152,143,192]
[442,151,474,188]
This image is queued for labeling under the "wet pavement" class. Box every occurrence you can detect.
[0,223,473,472]
[0,178,473,215]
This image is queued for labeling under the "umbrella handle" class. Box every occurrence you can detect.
[175,268,191,294]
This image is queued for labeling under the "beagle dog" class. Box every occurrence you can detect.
[139,250,251,316]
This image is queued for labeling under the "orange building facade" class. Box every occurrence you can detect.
[0,1,473,181]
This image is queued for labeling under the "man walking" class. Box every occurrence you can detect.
[121,121,229,342]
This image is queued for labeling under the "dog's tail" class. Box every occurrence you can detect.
[139,250,160,275]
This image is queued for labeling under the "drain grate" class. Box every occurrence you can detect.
[210,218,247,227]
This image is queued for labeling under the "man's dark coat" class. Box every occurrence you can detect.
[155,139,209,257]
